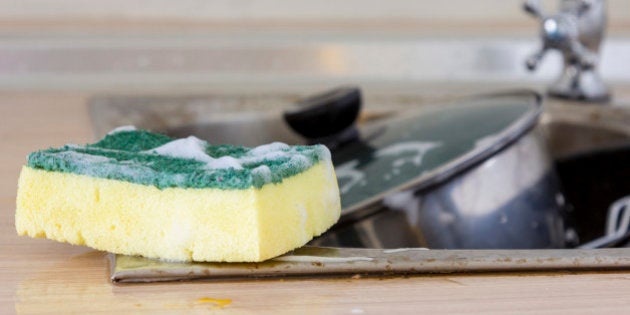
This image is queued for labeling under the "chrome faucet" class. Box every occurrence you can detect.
[523,0,610,102]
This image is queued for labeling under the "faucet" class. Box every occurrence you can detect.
[523,0,610,102]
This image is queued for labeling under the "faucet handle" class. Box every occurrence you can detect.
[523,0,544,19]
[577,0,593,16]
[570,40,598,69]
[523,0,610,102]
[525,47,548,71]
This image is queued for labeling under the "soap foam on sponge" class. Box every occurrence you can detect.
[16,129,341,262]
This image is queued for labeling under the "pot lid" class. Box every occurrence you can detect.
[334,90,542,215]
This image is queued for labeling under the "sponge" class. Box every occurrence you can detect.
[16,128,341,262]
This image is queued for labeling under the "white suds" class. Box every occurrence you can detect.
[146,136,244,170]
[289,154,312,169]
[248,142,290,156]
[149,136,211,162]
[107,125,137,135]
[335,160,365,194]
[251,165,272,182]
[375,141,442,167]
[138,136,329,185]
[57,151,112,163]
[239,150,290,166]
[205,156,244,170]
[47,128,331,189]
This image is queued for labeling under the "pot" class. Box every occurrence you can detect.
[305,90,569,249]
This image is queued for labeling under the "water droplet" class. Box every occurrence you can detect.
[499,213,508,224]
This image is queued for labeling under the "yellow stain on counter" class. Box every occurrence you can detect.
[196,297,232,309]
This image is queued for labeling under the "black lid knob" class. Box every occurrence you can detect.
[283,86,361,139]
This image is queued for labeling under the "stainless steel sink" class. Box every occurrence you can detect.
[92,91,630,282]
[89,91,630,250]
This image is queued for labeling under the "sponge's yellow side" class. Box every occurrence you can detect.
[16,163,340,262]
[256,161,340,261]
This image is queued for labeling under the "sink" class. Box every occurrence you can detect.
[93,90,630,281]
[89,91,630,249]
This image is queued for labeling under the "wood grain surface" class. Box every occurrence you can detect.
[2,93,630,314]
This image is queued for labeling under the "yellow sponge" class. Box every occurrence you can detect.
[16,129,341,262]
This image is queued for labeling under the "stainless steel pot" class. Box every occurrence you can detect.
[311,91,569,249]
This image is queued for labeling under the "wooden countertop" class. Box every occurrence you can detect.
[3,92,630,314]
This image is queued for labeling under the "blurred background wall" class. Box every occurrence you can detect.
[1,0,629,35]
